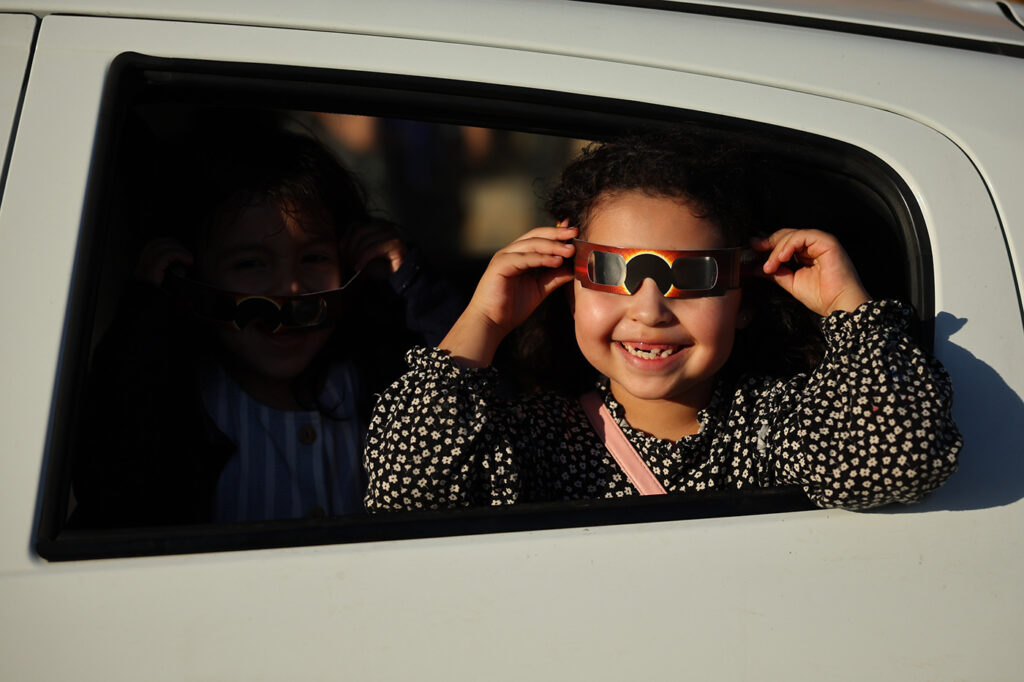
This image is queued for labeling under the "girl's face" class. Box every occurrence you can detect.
[196,200,342,396]
[573,191,743,413]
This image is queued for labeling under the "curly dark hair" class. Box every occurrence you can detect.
[500,129,825,394]
[150,111,371,253]
[545,129,756,246]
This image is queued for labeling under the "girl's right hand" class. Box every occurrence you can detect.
[134,237,194,286]
[440,224,578,368]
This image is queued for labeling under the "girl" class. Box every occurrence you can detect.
[364,132,961,511]
[72,114,462,527]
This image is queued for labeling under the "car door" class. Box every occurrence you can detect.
[1,7,1022,681]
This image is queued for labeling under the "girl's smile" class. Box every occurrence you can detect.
[616,340,690,363]
[572,191,745,436]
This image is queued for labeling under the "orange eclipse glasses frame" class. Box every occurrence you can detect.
[573,239,758,298]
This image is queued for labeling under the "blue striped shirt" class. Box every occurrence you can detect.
[201,362,365,522]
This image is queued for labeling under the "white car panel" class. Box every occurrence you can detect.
[659,0,1024,42]
[0,0,1023,45]
[0,5,1021,681]
[0,13,35,189]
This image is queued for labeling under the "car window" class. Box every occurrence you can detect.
[36,53,929,560]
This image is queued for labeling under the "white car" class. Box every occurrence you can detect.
[1,1,1022,680]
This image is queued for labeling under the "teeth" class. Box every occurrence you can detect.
[621,342,679,359]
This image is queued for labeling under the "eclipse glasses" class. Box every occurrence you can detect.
[165,270,360,333]
[573,239,758,298]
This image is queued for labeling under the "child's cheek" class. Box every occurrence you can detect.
[309,263,343,292]
[572,285,623,372]
[571,287,618,337]
[693,293,742,361]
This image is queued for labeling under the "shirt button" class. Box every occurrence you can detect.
[298,425,318,445]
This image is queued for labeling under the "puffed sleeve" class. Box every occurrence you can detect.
[767,299,961,509]
[363,346,524,511]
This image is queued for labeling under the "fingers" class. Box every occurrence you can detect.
[487,248,573,281]
[499,225,577,258]
[753,228,870,315]
[346,219,409,276]
[353,237,407,274]
[469,227,577,317]
[439,225,577,369]
[509,224,578,246]
[536,267,576,296]
[756,229,818,273]
[500,235,576,259]
[489,227,577,276]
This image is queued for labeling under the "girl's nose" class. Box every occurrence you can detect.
[627,278,674,326]
[276,267,309,296]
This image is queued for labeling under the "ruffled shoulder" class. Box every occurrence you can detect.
[403,346,501,388]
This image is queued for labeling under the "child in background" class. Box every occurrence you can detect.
[364,131,961,511]
[72,114,461,527]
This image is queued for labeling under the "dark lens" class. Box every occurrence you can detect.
[624,253,673,294]
[234,298,282,330]
[287,298,327,327]
[588,250,626,286]
[671,256,718,291]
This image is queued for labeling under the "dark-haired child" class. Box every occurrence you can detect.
[72,117,461,526]
[364,132,961,511]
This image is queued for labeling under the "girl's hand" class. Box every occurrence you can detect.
[441,223,578,368]
[755,229,870,316]
[134,237,194,286]
[346,219,408,279]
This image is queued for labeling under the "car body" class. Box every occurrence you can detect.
[1,1,1023,679]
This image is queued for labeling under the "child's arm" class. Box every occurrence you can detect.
[363,225,579,511]
[439,224,577,368]
[363,346,578,511]
[754,228,871,315]
[750,230,960,508]
[761,299,961,509]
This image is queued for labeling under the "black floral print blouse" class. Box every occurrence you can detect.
[364,300,961,511]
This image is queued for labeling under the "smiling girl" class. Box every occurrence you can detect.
[364,131,961,511]
[72,115,461,527]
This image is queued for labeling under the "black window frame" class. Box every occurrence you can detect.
[35,52,932,561]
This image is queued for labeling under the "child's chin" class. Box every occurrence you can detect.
[616,376,709,403]
[250,356,317,381]
[228,344,315,381]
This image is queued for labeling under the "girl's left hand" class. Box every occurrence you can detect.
[754,229,870,316]
[345,219,409,280]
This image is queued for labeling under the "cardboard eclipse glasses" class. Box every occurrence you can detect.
[165,270,360,333]
[573,239,756,298]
